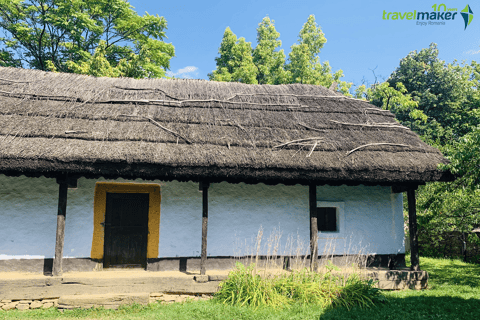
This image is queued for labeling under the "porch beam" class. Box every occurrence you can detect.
[407,187,420,271]
[52,175,71,276]
[200,181,210,275]
[309,184,318,272]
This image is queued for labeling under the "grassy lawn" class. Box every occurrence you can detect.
[1,256,479,320]
[321,257,480,320]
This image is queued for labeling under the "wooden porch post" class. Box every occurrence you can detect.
[309,184,318,272]
[407,187,420,271]
[200,181,210,275]
[52,176,68,276]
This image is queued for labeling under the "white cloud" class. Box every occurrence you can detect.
[167,66,199,79]
[178,66,198,74]
[465,49,480,55]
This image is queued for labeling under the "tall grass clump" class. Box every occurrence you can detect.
[214,262,289,308]
[332,275,387,310]
[214,262,387,310]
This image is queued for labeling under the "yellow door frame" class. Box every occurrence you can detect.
[90,182,161,260]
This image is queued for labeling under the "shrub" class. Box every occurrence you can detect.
[332,275,387,310]
[214,262,289,308]
[214,262,387,310]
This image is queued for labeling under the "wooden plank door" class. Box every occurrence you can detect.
[104,193,149,268]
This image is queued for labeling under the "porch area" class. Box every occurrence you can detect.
[0,265,428,310]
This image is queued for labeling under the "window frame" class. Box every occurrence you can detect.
[316,201,345,238]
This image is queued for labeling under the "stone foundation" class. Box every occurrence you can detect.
[0,293,214,311]
[1,298,58,310]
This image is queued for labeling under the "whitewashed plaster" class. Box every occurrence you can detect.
[315,185,405,255]
[0,175,404,259]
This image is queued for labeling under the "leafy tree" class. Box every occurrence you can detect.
[208,27,258,84]
[0,49,21,67]
[0,0,174,78]
[363,44,480,261]
[285,14,325,84]
[366,82,428,123]
[286,15,350,94]
[209,15,351,92]
[252,17,287,84]
[387,43,478,144]
[415,128,480,260]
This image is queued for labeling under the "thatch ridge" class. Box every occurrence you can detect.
[0,67,452,185]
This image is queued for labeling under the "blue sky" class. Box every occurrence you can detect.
[130,0,480,88]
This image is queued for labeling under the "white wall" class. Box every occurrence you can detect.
[0,175,404,259]
[315,185,405,256]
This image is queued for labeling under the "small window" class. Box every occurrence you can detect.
[317,207,337,232]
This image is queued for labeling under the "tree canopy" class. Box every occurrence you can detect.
[386,43,479,145]
[207,27,258,84]
[252,17,288,85]
[209,15,351,93]
[286,15,342,89]
[359,43,480,260]
[0,0,175,78]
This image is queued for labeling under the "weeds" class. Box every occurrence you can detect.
[214,261,387,310]
[219,226,384,310]
[214,262,289,308]
[333,276,387,310]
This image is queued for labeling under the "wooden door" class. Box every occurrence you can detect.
[103,193,149,268]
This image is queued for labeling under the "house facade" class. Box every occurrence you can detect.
[1,175,404,261]
[0,67,452,274]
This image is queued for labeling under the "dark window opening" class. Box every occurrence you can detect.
[317,207,337,232]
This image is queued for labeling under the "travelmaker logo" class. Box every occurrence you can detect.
[382,3,473,29]
[461,4,474,29]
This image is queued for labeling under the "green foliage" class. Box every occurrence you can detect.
[443,127,480,190]
[214,262,386,310]
[273,268,338,307]
[333,277,387,310]
[210,15,351,93]
[285,15,351,94]
[360,43,480,260]
[0,49,21,67]
[208,27,258,84]
[214,262,289,308]
[252,17,288,85]
[366,81,428,123]
[0,0,174,78]
[414,128,480,258]
[285,14,326,83]
[387,43,479,144]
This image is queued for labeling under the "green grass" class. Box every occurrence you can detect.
[320,256,480,320]
[214,262,385,309]
[0,301,325,320]
[2,256,480,320]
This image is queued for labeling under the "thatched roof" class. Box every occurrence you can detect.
[0,67,452,186]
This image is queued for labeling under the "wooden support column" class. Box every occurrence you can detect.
[200,181,210,275]
[52,176,69,276]
[309,184,318,272]
[407,187,420,271]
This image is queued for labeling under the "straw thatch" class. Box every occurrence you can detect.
[0,67,452,186]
